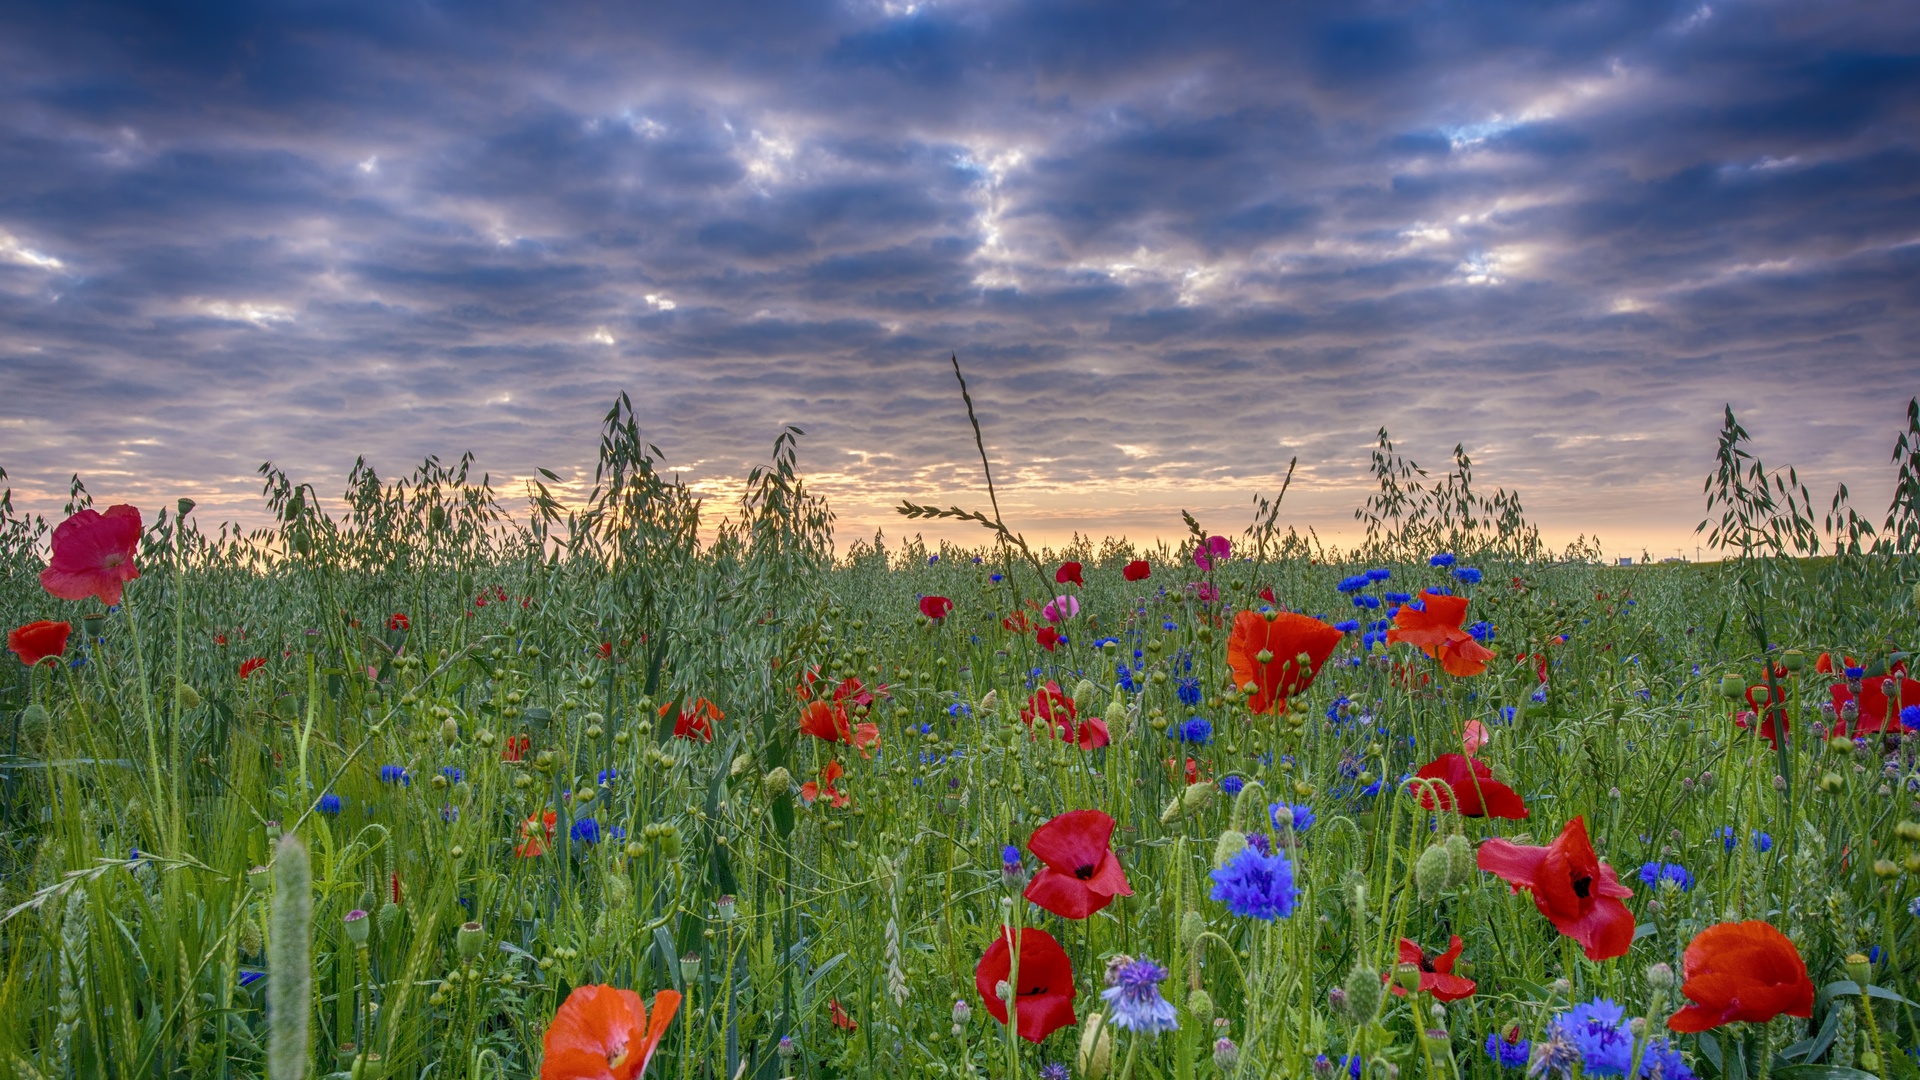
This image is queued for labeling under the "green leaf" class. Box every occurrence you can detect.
[1822,981,1919,1008]
[1773,1067,1883,1080]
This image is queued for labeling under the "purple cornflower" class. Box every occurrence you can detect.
[1100,957,1178,1032]
[1486,1030,1531,1069]
[1208,845,1298,920]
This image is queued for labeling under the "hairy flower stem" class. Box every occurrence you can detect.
[270,834,312,1080]
[121,589,170,844]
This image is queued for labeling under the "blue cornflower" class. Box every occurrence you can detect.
[599,767,619,785]
[1383,591,1411,605]
[928,554,939,563]
[1427,586,1452,596]
[1176,676,1203,707]
[1485,1031,1531,1070]
[317,793,343,816]
[1909,896,1920,918]
[1334,619,1360,633]
[1039,1065,1070,1080]
[1716,826,1737,851]
[1752,831,1773,852]
[441,766,464,783]
[1163,619,1178,631]
[1638,862,1694,891]
[1497,706,1516,723]
[1092,636,1120,649]
[990,573,1004,582]
[1271,802,1315,834]
[571,818,601,845]
[1467,621,1494,643]
[379,765,410,786]
[1208,846,1298,920]
[1902,705,1920,731]
[948,701,972,717]
[1243,832,1271,855]
[237,969,267,987]
[1102,957,1178,1032]
[1171,717,1213,745]
[1327,696,1352,723]
[1366,567,1391,582]
[607,825,627,843]
[1638,1038,1697,1080]
[1337,575,1370,594]
[1219,775,1245,797]
[1845,665,1865,679]
[1531,686,1549,703]
[1352,594,1381,609]
[1454,567,1483,585]
[1430,553,1456,567]
[1553,999,1633,1075]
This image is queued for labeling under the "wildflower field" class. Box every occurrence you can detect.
[6,394,1920,1080]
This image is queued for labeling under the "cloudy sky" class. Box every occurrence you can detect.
[2,0,1916,558]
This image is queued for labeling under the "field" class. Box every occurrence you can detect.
[4,398,1920,1080]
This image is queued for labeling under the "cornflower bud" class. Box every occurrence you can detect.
[952,1000,971,1024]
[1213,1038,1240,1071]
[1645,962,1675,990]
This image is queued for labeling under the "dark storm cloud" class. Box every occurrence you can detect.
[1,0,1917,556]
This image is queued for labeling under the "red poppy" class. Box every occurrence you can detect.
[1415,754,1528,819]
[974,928,1077,1043]
[1122,559,1151,582]
[660,698,722,742]
[1055,562,1083,586]
[40,504,142,606]
[386,613,410,632]
[1388,592,1495,676]
[1002,611,1034,633]
[1226,610,1344,714]
[503,734,531,763]
[919,595,954,620]
[828,999,857,1031]
[215,633,228,646]
[799,761,850,808]
[1036,627,1061,651]
[1258,586,1277,604]
[519,810,560,857]
[8,620,72,667]
[1666,921,1815,1034]
[539,983,681,1080]
[1477,817,1634,960]
[239,657,267,679]
[598,642,613,660]
[390,871,403,906]
[1018,682,1108,747]
[1384,936,1477,1001]
[798,700,879,756]
[1023,810,1132,919]
[1737,684,1790,747]
[1830,663,1920,737]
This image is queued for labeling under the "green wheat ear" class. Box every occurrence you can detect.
[269,833,312,1080]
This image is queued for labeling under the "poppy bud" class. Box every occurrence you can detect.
[175,681,202,710]
[1073,678,1099,716]
[1415,843,1452,899]
[1342,961,1383,1022]
[441,716,459,745]
[1180,910,1206,947]
[1829,735,1855,754]
[1821,772,1846,793]
[763,767,794,798]
[1213,830,1248,869]
[658,825,684,858]
[1872,859,1899,879]
[1078,1014,1113,1080]
[1444,833,1474,888]
[1255,648,1275,665]
[1187,989,1215,1026]
[1899,821,1920,842]
[979,690,997,714]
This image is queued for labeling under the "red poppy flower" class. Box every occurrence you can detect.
[1022,682,1076,729]
[519,810,560,857]
[503,734,531,763]
[40,504,142,606]
[1666,921,1815,1034]
[974,928,1077,1043]
[1036,627,1061,651]
[1830,664,1920,737]
[1023,810,1132,919]
[828,999,857,1031]
[390,871,403,906]
[1055,562,1083,586]
[598,642,613,660]
[540,983,681,1080]
[1258,586,1277,604]
[1737,684,1790,747]
[1388,592,1495,677]
[799,761,850,808]
[386,613,410,632]
[239,657,267,679]
[1415,754,1528,819]
[1226,610,1344,714]
[1477,817,1634,960]
[215,633,228,646]
[8,620,72,667]
[798,700,879,756]
[1122,559,1151,582]
[1002,610,1033,633]
[1384,936,1477,1001]
[919,595,954,620]
[660,698,722,742]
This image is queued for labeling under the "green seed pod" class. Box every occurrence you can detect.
[1342,960,1383,1023]
[1213,830,1248,869]
[1395,962,1423,991]
[1718,675,1746,699]
[269,834,312,1080]
[1443,833,1475,887]
[1415,843,1452,899]
[1846,953,1873,983]
[458,921,485,960]
[440,716,460,745]
[1781,649,1807,672]
[1186,988,1215,1027]
[343,909,370,947]
[658,825,684,859]
[1072,679,1099,717]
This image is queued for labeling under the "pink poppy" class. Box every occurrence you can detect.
[41,505,143,606]
[1042,595,1079,623]
[1193,535,1230,570]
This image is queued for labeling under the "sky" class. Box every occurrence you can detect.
[1,0,1917,560]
